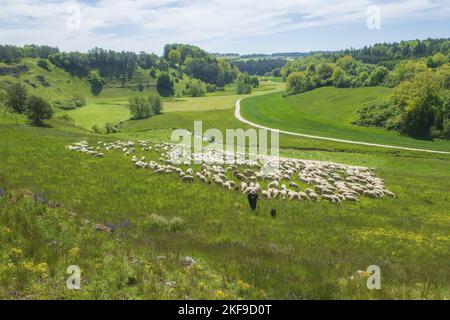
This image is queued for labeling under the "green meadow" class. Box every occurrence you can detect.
[240,87,450,152]
[1,51,449,300]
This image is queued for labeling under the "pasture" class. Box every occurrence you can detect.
[240,87,450,152]
[0,89,449,298]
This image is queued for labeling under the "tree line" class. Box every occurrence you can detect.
[232,59,287,76]
[0,44,59,64]
[163,44,239,86]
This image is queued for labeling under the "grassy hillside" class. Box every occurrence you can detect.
[240,87,450,152]
[0,109,449,299]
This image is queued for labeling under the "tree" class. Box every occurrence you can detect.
[168,50,180,65]
[156,73,174,97]
[393,71,440,138]
[369,66,389,86]
[87,70,105,95]
[188,79,206,97]
[129,96,151,120]
[6,83,28,113]
[236,81,252,94]
[286,72,308,95]
[331,67,349,88]
[149,94,163,115]
[426,52,448,68]
[25,96,53,125]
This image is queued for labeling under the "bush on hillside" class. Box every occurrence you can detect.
[149,94,163,115]
[25,95,53,126]
[129,96,151,120]
[37,59,51,71]
[236,81,252,94]
[188,79,206,97]
[6,82,28,113]
[156,73,174,97]
[354,100,401,129]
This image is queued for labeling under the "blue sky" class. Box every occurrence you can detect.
[0,0,449,54]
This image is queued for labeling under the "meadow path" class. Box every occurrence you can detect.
[234,98,450,155]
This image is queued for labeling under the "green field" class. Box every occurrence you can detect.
[1,58,450,300]
[240,87,450,152]
[65,80,285,130]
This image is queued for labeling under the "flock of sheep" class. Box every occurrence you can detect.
[66,140,396,204]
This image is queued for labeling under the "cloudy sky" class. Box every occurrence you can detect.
[0,0,449,54]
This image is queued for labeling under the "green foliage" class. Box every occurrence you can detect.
[233,59,287,76]
[87,70,106,96]
[156,73,174,97]
[149,94,163,115]
[331,67,350,88]
[236,81,252,95]
[25,95,53,125]
[52,100,76,110]
[37,59,50,71]
[206,83,218,93]
[105,122,119,134]
[91,124,101,133]
[6,82,28,113]
[129,96,152,120]
[369,66,389,86]
[187,79,206,97]
[164,44,239,86]
[354,100,400,129]
[0,44,59,63]
[426,52,448,68]
[286,71,310,95]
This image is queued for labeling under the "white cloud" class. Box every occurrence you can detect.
[0,0,448,53]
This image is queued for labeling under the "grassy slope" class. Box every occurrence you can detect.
[1,104,449,299]
[240,87,450,152]
[1,68,449,299]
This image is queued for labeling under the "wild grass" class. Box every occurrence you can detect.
[0,115,449,299]
[240,86,450,152]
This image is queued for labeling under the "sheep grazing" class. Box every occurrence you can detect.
[267,181,279,189]
[180,175,194,183]
[289,182,299,190]
[65,139,394,206]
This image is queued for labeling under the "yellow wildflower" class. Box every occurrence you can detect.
[69,247,80,257]
[214,290,227,299]
[0,226,12,234]
[9,248,23,260]
[237,279,251,290]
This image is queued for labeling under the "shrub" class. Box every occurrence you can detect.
[156,73,174,97]
[188,79,206,97]
[73,97,86,108]
[286,72,308,95]
[129,96,151,120]
[105,122,119,134]
[37,59,50,71]
[52,100,76,110]
[57,113,74,122]
[443,118,450,139]
[149,94,163,115]
[25,96,53,125]
[206,84,217,93]
[236,81,252,94]
[354,100,400,128]
[87,70,106,95]
[6,82,27,113]
[91,124,101,133]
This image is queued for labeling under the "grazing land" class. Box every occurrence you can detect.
[1,39,449,300]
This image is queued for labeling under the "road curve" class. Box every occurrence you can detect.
[235,98,450,155]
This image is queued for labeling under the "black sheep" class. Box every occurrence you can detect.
[247,192,259,211]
